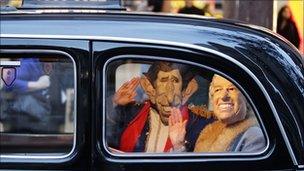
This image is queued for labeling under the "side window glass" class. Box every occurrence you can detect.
[0,55,75,155]
[105,59,266,154]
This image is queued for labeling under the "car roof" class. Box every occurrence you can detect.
[1,11,303,78]
[1,11,302,58]
[2,11,303,89]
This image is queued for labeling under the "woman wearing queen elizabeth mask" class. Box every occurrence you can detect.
[194,75,266,152]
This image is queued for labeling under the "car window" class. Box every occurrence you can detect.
[104,58,267,155]
[0,55,75,155]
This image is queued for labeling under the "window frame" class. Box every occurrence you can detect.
[0,49,78,162]
[99,53,271,162]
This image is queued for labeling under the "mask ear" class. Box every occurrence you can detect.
[182,78,198,105]
[140,75,156,104]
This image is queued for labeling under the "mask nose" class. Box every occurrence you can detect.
[221,89,230,101]
[166,82,175,104]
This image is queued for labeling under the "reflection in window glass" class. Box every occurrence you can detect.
[105,59,266,154]
[0,56,75,154]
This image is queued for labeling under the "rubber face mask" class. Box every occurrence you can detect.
[154,69,182,125]
[211,75,246,124]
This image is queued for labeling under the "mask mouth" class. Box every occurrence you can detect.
[218,102,234,111]
[156,94,182,117]
[163,106,171,112]
[161,106,172,118]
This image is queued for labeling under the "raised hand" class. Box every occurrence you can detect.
[169,107,187,150]
[27,75,50,91]
[113,77,140,106]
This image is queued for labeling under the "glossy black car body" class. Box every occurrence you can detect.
[0,8,303,171]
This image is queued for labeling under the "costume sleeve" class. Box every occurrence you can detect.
[234,126,266,152]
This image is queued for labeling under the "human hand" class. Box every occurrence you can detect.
[28,75,50,91]
[37,75,50,89]
[113,77,140,106]
[169,107,187,150]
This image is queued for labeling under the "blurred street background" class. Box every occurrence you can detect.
[3,0,304,54]
[122,0,303,54]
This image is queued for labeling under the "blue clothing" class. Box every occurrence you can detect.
[229,126,266,152]
[5,58,43,93]
[194,117,266,153]
[0,58,51,133]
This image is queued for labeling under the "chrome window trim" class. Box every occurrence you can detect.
[0,61,21,67]
[0,34,297,165]
[102,55,269,159]
[0,49,77,162]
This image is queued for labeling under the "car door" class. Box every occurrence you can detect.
[92,39,297,170]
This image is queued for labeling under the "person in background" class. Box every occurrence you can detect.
[202,3,213,17]
[148,0,164,12]
[178,0,204,15]
[1,58,50,93]
[0,58,51,133]
[277,5,300,49]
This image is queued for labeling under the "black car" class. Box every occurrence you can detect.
[0,0,303,170]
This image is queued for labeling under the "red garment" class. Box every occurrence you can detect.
[119,101,189,152]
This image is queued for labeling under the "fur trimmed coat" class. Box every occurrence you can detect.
[194,116,265,152]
